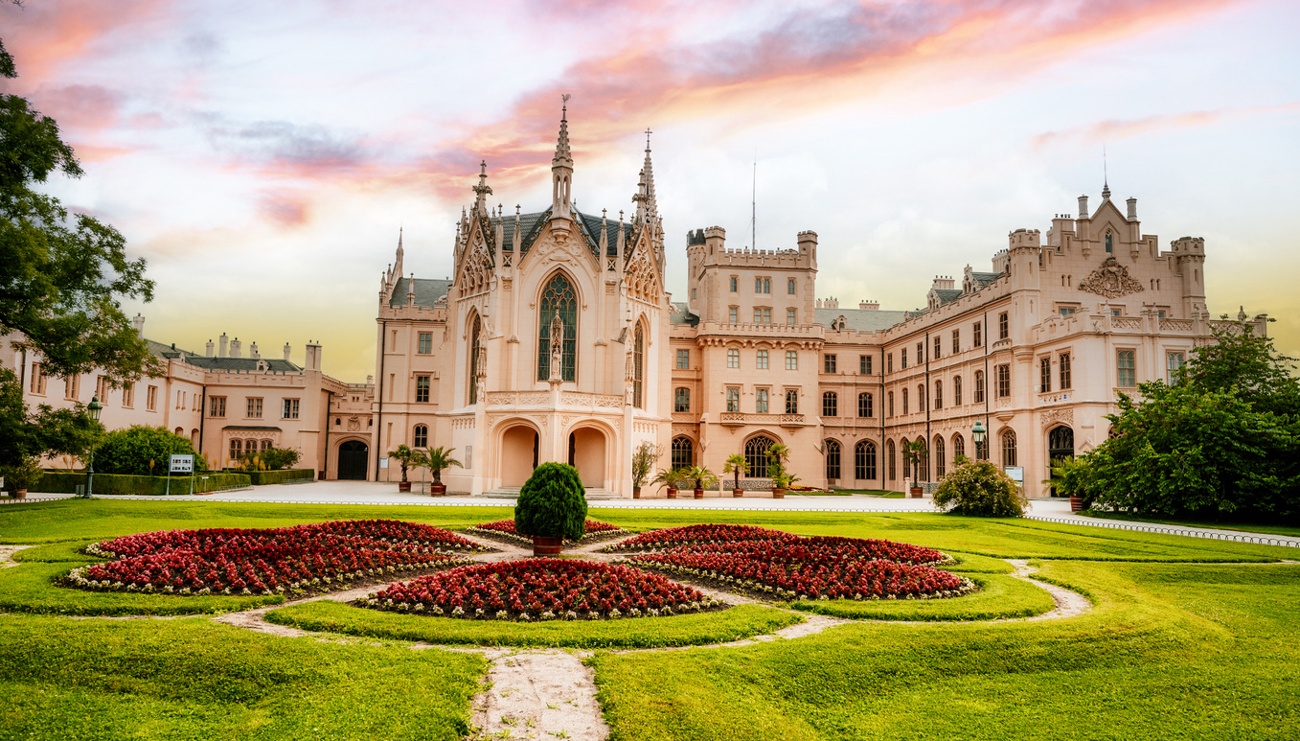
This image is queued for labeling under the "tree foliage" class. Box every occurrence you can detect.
[93,426,206,476]
[933,459,1026,517]
[514,462,588,540]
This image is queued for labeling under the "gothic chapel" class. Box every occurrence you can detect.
[374,105,670,496]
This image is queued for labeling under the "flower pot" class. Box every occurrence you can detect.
[772,488,786,499]
[732,488,744,498]
[633,486,641,499]
[910,486,923,498]
[398,481,412,493]
[429,483,446,497]
[666,487,677,499]
[1069,495,1085,512]
[14,488,26,500]
[532,535,563,557]
[693,488,704,499]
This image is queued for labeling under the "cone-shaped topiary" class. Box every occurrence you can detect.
[514,462,588,541]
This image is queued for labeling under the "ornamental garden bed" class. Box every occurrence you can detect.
[66,520,487,597]
[463,518,628,548]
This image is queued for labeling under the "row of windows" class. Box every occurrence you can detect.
[726,307,799,325]
[816,354,875,374]
[673,388,875,417]
[27,366,158,411]
[229,438,274,460]
[208,397,299,419]
[729,276,798,295]
[725,348,800,370]
[885,316,1003,373]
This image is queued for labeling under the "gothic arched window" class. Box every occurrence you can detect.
[744,435,776,478]
[1002,429,1018,467]
[468,313,482,404]
[886,440,896,480]
[413,424,428,448]
[537,273,577,382]
[855,440,876,480]
[934,435,946,478]
[671,436,694,469]
[825,439,841,480]
[633,322,645,409]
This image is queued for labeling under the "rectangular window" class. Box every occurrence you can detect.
[901,348,908,369]
[785,350,798,370]
[756,388,769,413]
[1060,353,1072,390]
[933,336,942,360]
[95,376,110,404]
[1167,352,1185,385]
[858,392,873,418]
[902,388,909,414]
[1118,350,1136,387]
[996,364,1011,398]
[676,349,690,369]
[729,276,738,292]
[122,381,134,408]
[1157,310,1167,319]
[209,396,226,417]
[888,391,894,417]
[756,350,769,370]
[727,349,740,368]
[64,375,79,400]
[887,353,894,373]
[146,385,158,411]
[787,308,797,325]
[417,332,432,354]
[752,307,772,324]
[1040,357,1052,393]
[917,342,924,364]
[975,372,985,403]
[247,397,263,418]
[934,382,942,410]
[998,312,1009,340]
[973,321,983,347]
[1059,307,1077,317]
[415,374,431,402]
[726,387,741,413]
[787,278,796,295]
[1111,308,1122,318]
[859,355,872,375]
[728,307,738,324]
[674,387,690,412]
[754,277,771,294]
[952,329,960,354]
[784,388,798,414]
[823,354,837,373]
[954,376,962,405]
[30,363,46,394]
[282,398,300,419]
[822,392,838,417]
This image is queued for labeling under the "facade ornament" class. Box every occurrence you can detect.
[549,310,564,382]
[1079,256,1144,299]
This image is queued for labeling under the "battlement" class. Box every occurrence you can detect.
[1170,236,1205,255]
[1008,228,1041,249]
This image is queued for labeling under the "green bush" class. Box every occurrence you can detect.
[514,462,588,540]
[238,447,301,471]
[33,471,249,495]
[246,468,314,485]
[933,459,1026,517]
[92,426,207,475]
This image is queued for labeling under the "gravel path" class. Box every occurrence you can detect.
[1006,559,1092,620]
[470,650,608,741]
[0,545,31,568]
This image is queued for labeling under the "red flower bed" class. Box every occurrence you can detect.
[363,558,712,620]
[603,524,801,552]
[68,520,483,596]
[464,518,627,547]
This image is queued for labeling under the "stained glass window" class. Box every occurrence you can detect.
[537,273,577,382]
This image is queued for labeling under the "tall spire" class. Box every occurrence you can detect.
[1101,144,1111,201]
[393,226,404,278]
[552,94,574,219]
[472,160,493,212]
[633,128,658,223]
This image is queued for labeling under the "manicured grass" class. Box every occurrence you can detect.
[1081,510,1300,538]
[0,613,484,740]
[791,572,1056,621]
[0,561,281,616]
[591,561,1300,740]
[833,489,903,498]
[266,600,803,649]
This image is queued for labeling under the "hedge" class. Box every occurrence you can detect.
[32,471,251,496]
[244,469,315,486]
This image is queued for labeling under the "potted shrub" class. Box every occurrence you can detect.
[766,443,793,499]
[686,465,718,499]
[723,453,748,497]
[903,439,928,498]
[1,456,44,499]
[388,444,417,492]
[631,442,661,499]
[421,446,463,496]
[651,467,683,499]
[1044,455,1091,512]
[514,462,588,556]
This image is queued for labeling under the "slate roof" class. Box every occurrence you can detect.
[971,271,1002,288]
[669,302,699,327]
[933,288,963,305]
[144,339,303,372]
[492,207,634,259]
[576,211,633,257]
[814,308,909,332]
[389,278,452,309]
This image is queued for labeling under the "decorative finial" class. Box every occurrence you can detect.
[561,93,570,120]
[644,127,652,152]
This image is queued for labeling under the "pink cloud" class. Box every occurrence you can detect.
[1032,101,1300,148]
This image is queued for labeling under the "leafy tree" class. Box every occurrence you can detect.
[31,402,105,464]
[630,442,661,491]
[1179,319,1300,418]
[419,446,462,486]
[0,367,36,467]
[723,453,748,490]
[514,462,587,541]
[387,444,417,483]
[933,459,1026,517]
[93,426,206,476]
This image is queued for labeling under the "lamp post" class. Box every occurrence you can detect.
[972,420,986,461]
[84,395,102,498]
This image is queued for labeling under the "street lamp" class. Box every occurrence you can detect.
[972,420,986,461]
[84,395,102,498]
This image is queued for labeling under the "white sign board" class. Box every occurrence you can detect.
[1004,465,1024,484]
[170,454,194,474]
[379,457,389,469]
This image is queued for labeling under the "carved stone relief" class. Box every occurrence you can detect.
[1079,257,1144,299]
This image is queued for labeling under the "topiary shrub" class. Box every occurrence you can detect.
[93,426,207,476]
[932,459,1026,517]
[514,463,588,540]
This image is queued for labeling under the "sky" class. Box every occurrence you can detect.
[3,0,1298,381]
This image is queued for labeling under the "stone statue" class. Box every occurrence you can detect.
[549,311,564,381]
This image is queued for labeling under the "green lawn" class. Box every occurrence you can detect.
[1081,510,1300,538]
[1,498,1296,739]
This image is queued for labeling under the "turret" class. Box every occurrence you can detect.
[797,230,818,269]
[551,98,573,220]
[1007,228,1041,292]
[1171,236,1207,318]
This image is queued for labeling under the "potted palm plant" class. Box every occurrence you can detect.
[388,444,417,492]
[515,462,587,556]
[651,467,682,499]
[1044,455,1091,512]
[686,465,718,499]
[903,439,928,498]
[631,442,661,499]
[421,446,462,496]
[723,453,748,497]
[766,443,792,498]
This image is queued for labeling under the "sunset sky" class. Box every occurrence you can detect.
[4,0,1298,380]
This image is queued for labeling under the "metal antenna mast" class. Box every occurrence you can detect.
[751,156,757,250]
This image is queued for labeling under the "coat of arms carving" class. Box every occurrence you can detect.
[1079,257,1144,299]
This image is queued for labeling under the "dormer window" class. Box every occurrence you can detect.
[1105,231,1113,253]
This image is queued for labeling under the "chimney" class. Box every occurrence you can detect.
[1126,197,1138,221]
[132,313,146,338]
[230,337,242,358]
[283,342,292,361]
[250,341,260,360]
[205,339,215,357]
[305,340,322,371]
[932,276,955,291]
[859,300,879,311]
[1078,195,1089,218]
[219,332,228,358]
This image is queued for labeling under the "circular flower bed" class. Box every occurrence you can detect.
[68,520,484,596]
[362,558,714,621]
[614,526,972,602]
[464,518,627,547]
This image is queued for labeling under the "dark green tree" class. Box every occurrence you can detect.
[30,402,105,465]
[1178,319,1300,418]
[932,458,1026,517]
[92,426,206,476]
[514,462,588,541]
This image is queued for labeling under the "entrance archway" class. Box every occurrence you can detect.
[1047,425,1075,496]
[567,427,607,489]
[501,425,539,487]
[337,440,368,480]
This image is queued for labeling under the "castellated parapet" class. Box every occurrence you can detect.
[1008,228,1041,250]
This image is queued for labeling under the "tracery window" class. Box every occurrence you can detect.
[537,273,577,382]
[825,439,841,480]
[468,314,482,404]
[1002,429,1018,467]
[934,436,946,478]
[855,440,876,480]
[633,322,645,409]
[744,436,775,478]
[671,436,694,469]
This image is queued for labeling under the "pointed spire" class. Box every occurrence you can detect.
[598,208,609,256]
[393,226,405,277]
[512,204,521,252]
[472,160,493,212]
[1101,144,1111,200]
[632,128,658,225]
[616,208,625,259]
[552,95,574,220]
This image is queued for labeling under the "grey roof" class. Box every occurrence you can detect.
[500,210,550,254]
[491,207,634,259]
[971,271,1002,288]
[576,211,633,257]
[669,302,699,327]
[145,338,303,372]
[934,288,963,305]
[389,277,453,309]
[814,308,908,332]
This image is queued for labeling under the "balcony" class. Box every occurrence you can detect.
[718,412,805,427]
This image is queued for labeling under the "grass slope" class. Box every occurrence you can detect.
[791,572,1056,621]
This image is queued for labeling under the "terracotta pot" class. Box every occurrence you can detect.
[532,535,563,557]
[732,488,744,498]
[1069,495,1085,512]
[398,481,412,492]
[633,486,641,499]
[429,483,446,496]
[910,486,923,498]
[772,488,786,499]
[693,488,704,499]
[666,488,677,499]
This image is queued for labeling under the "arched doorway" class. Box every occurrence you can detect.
[501,425,539,487]
[337,440,368,480]
[568,427,606,488]
[1048,425,1075,496]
